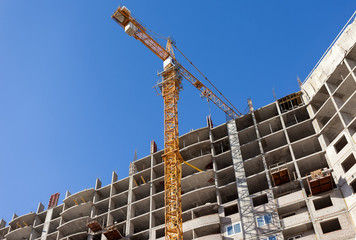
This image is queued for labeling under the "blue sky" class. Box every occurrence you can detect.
[0,1,355,223]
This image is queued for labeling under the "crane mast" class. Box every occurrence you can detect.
[160,43,183,238]
[112,6,240,240]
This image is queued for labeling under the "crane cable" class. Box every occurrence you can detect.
[172,43,242,116]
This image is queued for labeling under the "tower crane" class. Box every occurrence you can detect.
[112,6,241,240]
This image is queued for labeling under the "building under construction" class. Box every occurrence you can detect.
[2,10,356,240]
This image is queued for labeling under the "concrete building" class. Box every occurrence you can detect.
[1,13,356,240]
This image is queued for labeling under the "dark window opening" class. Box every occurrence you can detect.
[320,218,341,234]
[225,204,239,216]
[156,228,165,239]
[252,194,268,207]
[334,135,348,153]
[281,212,296,218]
[341,154,356,173]
[214,139,230,155]
[313,196,333,210]
[350,179,356,193]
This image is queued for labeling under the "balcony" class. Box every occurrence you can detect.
[183,213,220,232]
[195,234,222,240]
[276,190,304,208]
[4,225,32,240]
[280,210,310,229]
[57,216,89,237]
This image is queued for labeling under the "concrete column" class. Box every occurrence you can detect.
[208,118,225,239]
[149,152,154,240]
[125,163,135,239]
[227,119,258,239]
[92,178,101,218]
[40,208,53,240]
[208,117,223,207]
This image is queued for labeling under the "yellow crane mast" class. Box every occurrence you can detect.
[160,40,183,238]
[112,6,240,240]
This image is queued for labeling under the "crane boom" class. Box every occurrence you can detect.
[177,64,240,119]
[112,7,169,61]
[112,6,240,240]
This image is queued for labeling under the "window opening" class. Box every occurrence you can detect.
[334,135,348,153]
[350,179,356,193]
[320,218,341,234]
[252,194,268,207]
[313,196,333,210]
[341,154,356,173]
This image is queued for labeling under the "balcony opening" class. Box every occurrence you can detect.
[350,179,356,193]
[341,154,356,173]
[93,235,101,240]
[281,212,296,218]
[156,228,165,239]
[214,138,230,155]
[252,194,268,207]
[313,196,333,210]
[224,204,238,216]
[334,135,348,153]
[320,218,341,234]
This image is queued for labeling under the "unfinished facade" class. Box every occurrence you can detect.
[1,14,356,240]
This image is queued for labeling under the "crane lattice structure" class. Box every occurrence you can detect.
[112,6,240,240]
